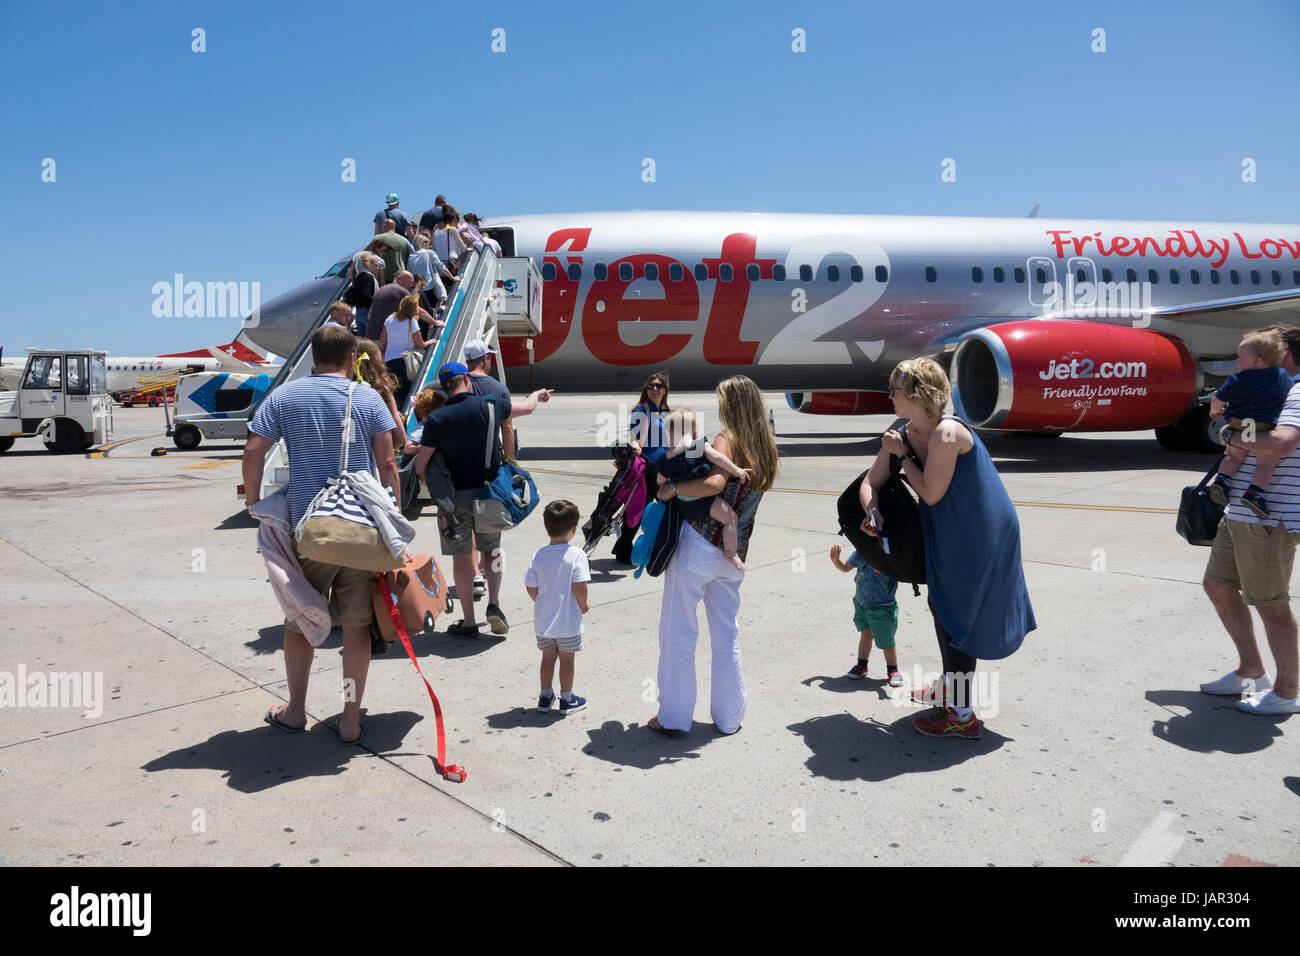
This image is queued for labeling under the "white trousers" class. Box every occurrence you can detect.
[656,523,747,733]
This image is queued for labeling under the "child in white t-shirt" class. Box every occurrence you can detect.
[524,500,591,715]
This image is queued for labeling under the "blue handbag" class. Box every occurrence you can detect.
[473,397,539,531]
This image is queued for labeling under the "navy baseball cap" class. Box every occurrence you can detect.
[438,362,469,388]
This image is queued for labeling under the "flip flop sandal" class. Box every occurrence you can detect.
[647,716,682,735]
[264,707,305,734]
[332,722,364,746]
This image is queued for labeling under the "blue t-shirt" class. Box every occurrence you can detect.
[644,438,712,485]
[1215,366,1293,426]
[421,391,512,490]
[847,550,898,608]
[249,377,396,528]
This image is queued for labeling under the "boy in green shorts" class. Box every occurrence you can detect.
[830,543,902,686]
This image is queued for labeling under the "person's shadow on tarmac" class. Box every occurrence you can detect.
[786,711,1009,782]
[141,708,425,793]
[1145,690,1286,754]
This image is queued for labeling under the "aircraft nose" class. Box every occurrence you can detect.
[242,275,347,358]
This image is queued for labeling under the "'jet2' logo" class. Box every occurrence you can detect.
[1039,358,1148,381]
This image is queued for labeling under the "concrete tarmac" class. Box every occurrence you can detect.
[1,399,1296,867]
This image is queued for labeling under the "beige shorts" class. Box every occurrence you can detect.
[295,553,375,628]
[536,634,583,652]
[1204,517,1300,606]
[440,489,503,557]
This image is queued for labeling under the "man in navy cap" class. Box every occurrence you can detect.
[414,362,513,637]
[464,337,553,459]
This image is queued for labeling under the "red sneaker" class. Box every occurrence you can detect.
[910,682,946,706]
[847,663,869,679]
[912,708,982,740]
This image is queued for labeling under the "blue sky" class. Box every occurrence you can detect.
[2,0,1298,354]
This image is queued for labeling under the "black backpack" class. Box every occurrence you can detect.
[837,432,926,593]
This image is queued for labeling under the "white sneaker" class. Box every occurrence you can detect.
[1235,690,1300,715]
[473,575,486,600]
[1200,671,1272,696]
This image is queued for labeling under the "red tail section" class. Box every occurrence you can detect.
[159,341,270,363]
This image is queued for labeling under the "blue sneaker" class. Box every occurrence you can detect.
[538,691,555,713]
[558,693,587,715]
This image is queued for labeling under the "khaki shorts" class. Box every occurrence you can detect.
[440,488,504,557]
[1204,517,1300,606]
[295,552,375,628]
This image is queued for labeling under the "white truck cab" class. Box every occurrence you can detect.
[0,349,114,453]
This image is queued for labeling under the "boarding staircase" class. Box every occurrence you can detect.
[254,246,540,510]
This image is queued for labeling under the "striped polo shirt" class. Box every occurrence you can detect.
[1223,378,1300,533]
[249,376,396,528]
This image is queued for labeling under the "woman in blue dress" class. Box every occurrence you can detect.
[859,357,1036,740]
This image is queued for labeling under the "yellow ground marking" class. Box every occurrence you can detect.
[87,434,164,458]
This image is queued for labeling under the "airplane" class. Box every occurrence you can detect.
[241,210,1300,453]
[0,338,277,395]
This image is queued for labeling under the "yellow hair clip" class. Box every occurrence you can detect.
[353,353,370,380]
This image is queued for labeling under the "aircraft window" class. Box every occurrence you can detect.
[719,264,734,282]
[1230,270,1240,284]
[876,265,889,283]
[1190,269,1200,285]
[668,263,683,282]
[850,265,863,282]
[1126,268,1138,284]
[1169,269,1180,284]
[322,259,351,278]
[799,265,813,282]
[1272,270,1282,285]
[827,265,840,282]
[926,266,938,283]
[542,263,556,281]
[1250,269,1261,285]
[1210,269,1221,285]
[1147,269,1159,285]
[1294,270,1300,284]
[1075,268,1086,284]
[695,264,708,281]
[594,263,608,281]
[972,267,983,283]
[1035,267,1046,285]
[1013,267,1025,283]
[747,264,760,281]
[645,263,659,282]
[567,263,581,281]
[619,263,633,281]
[773,264,787,281]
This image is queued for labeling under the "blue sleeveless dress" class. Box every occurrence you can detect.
[918,417,1035,660]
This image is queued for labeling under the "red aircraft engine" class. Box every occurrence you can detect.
[785,391,895,415]
[949,320,1199,431]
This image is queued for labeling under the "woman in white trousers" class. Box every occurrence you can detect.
[649,376,779,735]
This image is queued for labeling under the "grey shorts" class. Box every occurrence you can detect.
[536,634,583,652]
[440,488,504,557]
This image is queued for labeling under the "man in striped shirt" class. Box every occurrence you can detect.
[1201,325,1300,716]
[243,325,401,744]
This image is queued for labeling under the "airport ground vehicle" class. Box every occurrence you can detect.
[0,349,114,454]
[165,371,273,449]
[116,384,175,407]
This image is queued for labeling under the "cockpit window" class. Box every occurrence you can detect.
[321,258,352,278]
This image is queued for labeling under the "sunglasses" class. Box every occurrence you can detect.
[648,382,665,389]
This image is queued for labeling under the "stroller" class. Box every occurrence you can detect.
[581,443,647,555]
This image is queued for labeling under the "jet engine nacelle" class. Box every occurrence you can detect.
[785,391,895,415]
[950,320,1199,431]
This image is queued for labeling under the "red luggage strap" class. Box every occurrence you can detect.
[376,572,467,783]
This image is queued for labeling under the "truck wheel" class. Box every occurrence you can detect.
[0,437,13,454]
[148,396,160,407]
[45,419,85,454]
[174,425,202,450]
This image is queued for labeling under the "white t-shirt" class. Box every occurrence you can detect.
[383,314,418,361]
[1224,378,1300,533]
[524,543,590,638]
